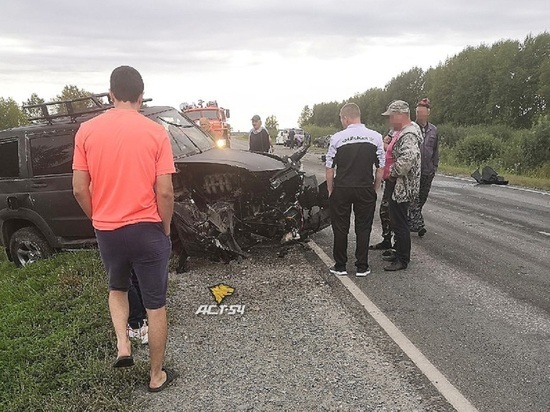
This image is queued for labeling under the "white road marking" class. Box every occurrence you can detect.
[439,174,550,196]
[538,231,550,237]
[309,240,479,412]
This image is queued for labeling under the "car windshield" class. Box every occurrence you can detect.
[184,110,219,121]
[155,109,215,158]
[185,109,219,120]
[185,111,201,120]
[201,110,219,120]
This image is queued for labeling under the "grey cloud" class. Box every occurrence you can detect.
[0,0,548,78]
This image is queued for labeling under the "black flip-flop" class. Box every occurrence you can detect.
[148,368,179,393]
[113,355,135,368]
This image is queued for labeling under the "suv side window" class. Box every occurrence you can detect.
[0,139,20,178]
[30,134,74,176]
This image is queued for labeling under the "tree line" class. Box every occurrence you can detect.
[299,33,550,131]
[298,33,550,180]
[0,85,92,130]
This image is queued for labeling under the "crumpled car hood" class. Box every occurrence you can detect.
[175,149,285,172]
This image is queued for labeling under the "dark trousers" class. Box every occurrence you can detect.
[380,181,392,242]
[330,186,377,271]
[128,270,146,329]
[387,181,411,265]
[409,173,435,231]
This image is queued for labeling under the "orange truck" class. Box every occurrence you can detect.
[180,100,231,141]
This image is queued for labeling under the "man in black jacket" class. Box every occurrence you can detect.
[325,103,385,277]
[249,115,272,153]
[409,98,439,237]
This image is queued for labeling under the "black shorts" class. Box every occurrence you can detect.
[95,222,171,310]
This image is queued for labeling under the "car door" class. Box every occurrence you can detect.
[27,131,95,241]
[0,134,28,213]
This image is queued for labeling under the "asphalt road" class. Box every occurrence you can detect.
[233,139,550,411]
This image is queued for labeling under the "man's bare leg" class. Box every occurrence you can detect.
[109,290,131,357]
[147,306,167,388]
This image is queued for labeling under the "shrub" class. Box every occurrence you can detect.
[456,133,502,165]
[303,124,339,139]
[527,161,550,179]
[437,124,468,148]
[520,117,550,170]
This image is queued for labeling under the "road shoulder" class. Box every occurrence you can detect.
[136,245,452,411]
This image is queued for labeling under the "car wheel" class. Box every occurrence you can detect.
[9,227,53,267]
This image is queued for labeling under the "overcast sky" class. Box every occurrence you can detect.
[1,1,549,131]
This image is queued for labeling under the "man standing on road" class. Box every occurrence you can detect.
[249,114,272,153]
[325,103,385,277]
[72,66,178,392]
[409,98,439,237]
[381,100,422,271]
[288,128,296,149]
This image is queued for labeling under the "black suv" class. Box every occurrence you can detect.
[0,94,330,267]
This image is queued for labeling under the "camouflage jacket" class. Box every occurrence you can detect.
[389,122,423,203]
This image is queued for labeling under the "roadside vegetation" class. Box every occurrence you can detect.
[0,250,146,412]
[298,33,550,190]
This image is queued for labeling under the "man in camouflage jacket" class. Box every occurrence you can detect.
[382,100,422,271]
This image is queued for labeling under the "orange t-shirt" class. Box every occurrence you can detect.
[72,109,176,230]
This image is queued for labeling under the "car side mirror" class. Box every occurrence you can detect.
[225,109,230,119]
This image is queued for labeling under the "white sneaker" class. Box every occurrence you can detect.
[356,268,371,277]
[329,265,348,276]
[127,320,148,345]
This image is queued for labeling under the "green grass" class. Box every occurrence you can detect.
[438,163,550,191]
[0,250,149,412]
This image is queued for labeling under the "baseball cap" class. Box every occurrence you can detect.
[251,114,261,122]
[417,98,431,108]
[382,100,410,116]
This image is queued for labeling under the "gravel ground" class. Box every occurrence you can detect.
[135,244,452,411]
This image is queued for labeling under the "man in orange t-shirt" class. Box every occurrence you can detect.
[72,66,177,392]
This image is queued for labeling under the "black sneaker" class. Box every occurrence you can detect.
[418,228,427,237]
[384,261,408,271]
[382,248,396,257]
[329,265,347,276]
[369,240,392,250]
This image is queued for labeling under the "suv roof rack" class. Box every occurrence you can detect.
[23,93,152,124]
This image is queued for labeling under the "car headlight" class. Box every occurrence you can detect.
[216,139,227,148]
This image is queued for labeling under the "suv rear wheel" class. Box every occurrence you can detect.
[9,227,53,267]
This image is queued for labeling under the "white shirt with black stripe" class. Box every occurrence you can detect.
[325,123,385,188]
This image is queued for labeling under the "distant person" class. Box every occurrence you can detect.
[288,128,296,149]
[380,100,422,271]
[72,65,178,392]
[325,103,384,277]
[249,115,272,153]
[409,98,439,237]
[369,129,396,251]
[304,132,312,147]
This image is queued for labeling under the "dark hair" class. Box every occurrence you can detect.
[109,66,144,103]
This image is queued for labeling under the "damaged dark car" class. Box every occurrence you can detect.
[157,109,330,265]
[0,95,330,267]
